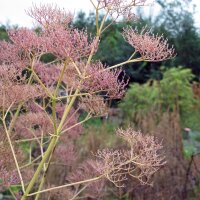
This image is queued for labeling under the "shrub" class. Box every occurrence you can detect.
[120,67,200,130]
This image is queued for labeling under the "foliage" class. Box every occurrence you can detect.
[120,67,200,130]
[0,25,8,41]
[160,67,194,110]
[120,82,159,119]
[153,0,200,76]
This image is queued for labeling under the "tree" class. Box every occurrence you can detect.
[154,0,200,76]
[0,25,8,40]
[120,67,200,131]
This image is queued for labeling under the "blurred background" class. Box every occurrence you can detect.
[1,0,200,199]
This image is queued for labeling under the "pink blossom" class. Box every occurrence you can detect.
[0,134,23,189]
[0,41,28,68]
[15,111,53,138]
[8,28,48,57]
[54,142,77,166]
[123,26,175,61]
[79,95,108,116]
[96,128,165,187]
[83,61,128,99]
[0,66,45,110]
[98,0,150,20]
[0,84,44,109]
[26,4,73,29]
[44,26,98,61]
[34,62,60,86]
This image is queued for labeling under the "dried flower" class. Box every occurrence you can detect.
[15,111,53,138]
[0,166,20,190]
[43,26,98,61]
[69,160,106,199]
[8,28,48,57]
[123,26,175,61]
[54,142,77,166]
[0,83,45,110]
[0,41,28,68]
[96,128,165,187]
[83,61,128,99]
[27,4,73,29]
[0,131,22,189]
[49,187,73,200]
[97,0,151,20]
[79,95,108,117]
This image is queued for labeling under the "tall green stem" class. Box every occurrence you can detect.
[21,137,58,200]
[21,89,79,200]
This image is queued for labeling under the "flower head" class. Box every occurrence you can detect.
[123,26,175,61]
[83,61,128,99]
[0,41,28,68]
[43,26,98,61]
[8,28,47,57]
[96,128,165,187]
[79,95,108,117]
[97,0,151,21]
[27,4,73,29]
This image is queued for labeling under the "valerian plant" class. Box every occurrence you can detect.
[0,0,174,199]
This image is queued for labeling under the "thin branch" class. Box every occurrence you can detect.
[54,60,68,97]
[2,119,25,192]
[103,58,143,71]
[2,102,14,120]
[15,136,50,143]
[20,155,43,170]
[28,175,104,196]
[8,187,17,200]
[90,0,97,9]
[128,51,137,60]
[30,69,53,98]
[44,58,61,66]
[61,113,92,134]
[70,59,82,77]
[57,89,80,132]
[56,92,91,100]
[70,184,90,200]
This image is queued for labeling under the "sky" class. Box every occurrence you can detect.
[0,0,199,28]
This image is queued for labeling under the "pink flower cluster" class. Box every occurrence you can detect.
[98,0,150,20]
[8,28,48,57]
[0,65,44,109]
[96,128,165,186]
[84,61,128,99]
[27,4,73,28]
[123,26,175,61]
[43,26,98,61]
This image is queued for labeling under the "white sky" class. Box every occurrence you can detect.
[0,0,199,27]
